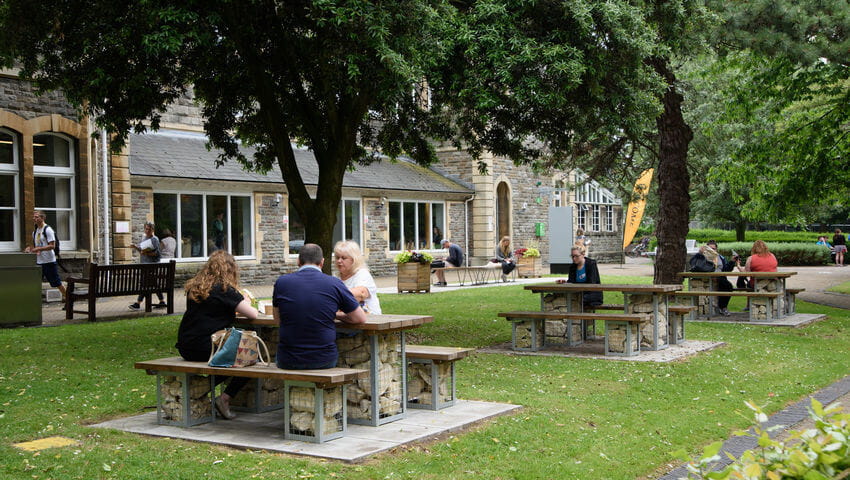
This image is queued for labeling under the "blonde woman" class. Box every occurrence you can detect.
[334,240,382,314]
[175,250,259,420]
[495,236,516,281]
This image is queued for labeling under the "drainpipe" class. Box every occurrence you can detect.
[464,194,475,267]
[101,130,110,265]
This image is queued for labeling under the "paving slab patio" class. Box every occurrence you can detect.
[90,399,520,463]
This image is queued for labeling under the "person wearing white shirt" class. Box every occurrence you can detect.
[24,210,66,302]
[334,240,382,315]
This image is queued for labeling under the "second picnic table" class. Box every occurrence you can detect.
[238,313,433,426]
[678,271,797,321]
[521,283,683,356]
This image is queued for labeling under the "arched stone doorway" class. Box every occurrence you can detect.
[496,181,511,241]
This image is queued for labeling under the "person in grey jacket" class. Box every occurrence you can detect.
[495,236,516,281]
[129,221,166,310]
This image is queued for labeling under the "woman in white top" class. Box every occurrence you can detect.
[334,240,382,314]
[160,228,177,259]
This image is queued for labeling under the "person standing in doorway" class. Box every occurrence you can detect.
[129,221,166,310]
[24,210,66,303]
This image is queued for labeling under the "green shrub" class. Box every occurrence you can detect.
[717,242,831,266]
[677,398,850,479]
[688,229,823,244]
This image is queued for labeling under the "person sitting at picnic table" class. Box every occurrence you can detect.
[556,244,603,308]
[816,235,832,248]
[494,236,516,282]
[433,238,464,286]
[334,240,382,314]
[737,239,778,291]
[272,243,367,370]
[702,240,733,316]
[174,250,259,420]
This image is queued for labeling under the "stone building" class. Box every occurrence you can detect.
[1,71,623,288]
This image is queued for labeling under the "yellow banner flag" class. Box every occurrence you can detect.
[622,168,654,249]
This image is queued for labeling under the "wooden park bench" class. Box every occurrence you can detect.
[498,311,645,356]
[406,345,474,410]
[135,357,367,443]
[65,261,177,321]
[674,291,782,322]
[668,305,698,344]
[433,264,515,286]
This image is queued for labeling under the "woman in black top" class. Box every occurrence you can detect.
[175,250,258,419]
[557,244,603,307]
[833,229,846,266]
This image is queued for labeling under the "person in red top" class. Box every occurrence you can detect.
[735,239,778,292]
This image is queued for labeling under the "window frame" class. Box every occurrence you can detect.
[32,132,76,251]
[153,190,255,260]
[592,205,600,232]
[388,199,446,252]
[0,128,20,251]
[605,205,614,232]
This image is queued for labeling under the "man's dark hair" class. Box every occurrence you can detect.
[298,243,323,266]
[707,239,717,246]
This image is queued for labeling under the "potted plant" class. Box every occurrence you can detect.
[515,247,542,278]
[394,251,434,293]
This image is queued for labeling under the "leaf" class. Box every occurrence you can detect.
[102,463,112,472]
[703,441,723,458]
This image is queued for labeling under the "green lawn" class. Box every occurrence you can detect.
[1,275,849,479]
[827,280,850,295]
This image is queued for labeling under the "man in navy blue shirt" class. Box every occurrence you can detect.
[272,243,367,369]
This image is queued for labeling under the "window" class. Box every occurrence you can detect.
[288,198,362,255]
[0,129,19,249]
[154,192,253,259]
[388,200,445,251]
[592,205,600,231]
[605,205,614,232]
[33,133,75,250]
[577,205,586,230]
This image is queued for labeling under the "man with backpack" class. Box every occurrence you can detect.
[24,210,66,303]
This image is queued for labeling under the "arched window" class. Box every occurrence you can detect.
[0,128,20,250]
[33,133,76,250]
[496,181,511,240]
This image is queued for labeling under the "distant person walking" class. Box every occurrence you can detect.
[24,210,66,302]
[129,221,166,311]
[833,229,846,266]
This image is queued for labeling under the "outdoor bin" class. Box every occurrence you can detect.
[0,253,42,327]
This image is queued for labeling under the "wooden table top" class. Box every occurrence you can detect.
[678,271,796,278]
[525,283,683,293]
[238,313,434,331]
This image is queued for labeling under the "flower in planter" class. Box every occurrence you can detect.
[393,250,434,264]
[514,247,540,258]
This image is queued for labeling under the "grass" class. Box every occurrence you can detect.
[827,280,850,295]
[1,275,849,479]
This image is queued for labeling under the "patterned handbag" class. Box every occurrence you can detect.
[208,328,270,368]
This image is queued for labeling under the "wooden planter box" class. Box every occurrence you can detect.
[517,256,542,278]
[397,262,431,293]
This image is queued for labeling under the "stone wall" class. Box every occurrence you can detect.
[0,77,78,120]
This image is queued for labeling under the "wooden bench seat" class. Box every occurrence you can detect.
[592,304,625,311]
[675,291,781,298]
[406,345,474,410]
[432,264,514,286]
[667,305,698,345]
[498,311,644,356]
[135,357,367,443]
[67,261,176,321]
[785,288,805,315]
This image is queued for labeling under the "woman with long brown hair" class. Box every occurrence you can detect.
[494,236,516,281]
[175,250,258,420]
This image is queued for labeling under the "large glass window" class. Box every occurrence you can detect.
[592,205,600,232]
[0,129,18,249]
[289,198,362,255]
[33,133,75,250]
[153,192,253,259]
[577,205,587,230]
[389,200,446,251]
[605,205,614,232]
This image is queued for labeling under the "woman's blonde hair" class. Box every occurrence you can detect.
[751,240,770,256]
[499,236,511,256]
[334,240,365,274]
[571,244,587,256]
[184,250,240,303]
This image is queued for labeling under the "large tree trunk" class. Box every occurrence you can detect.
[735,221,747,242]
[652,60,693,285]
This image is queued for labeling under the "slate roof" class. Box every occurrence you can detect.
[129,130,473,194]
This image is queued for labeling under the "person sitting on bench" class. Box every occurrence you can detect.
[174,250,260,420]
[433,239,464,286]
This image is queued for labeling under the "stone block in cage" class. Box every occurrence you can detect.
[605,322,639,356]
[156,372,214,427]
[284,382,346,443]
[229,377,285,413]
